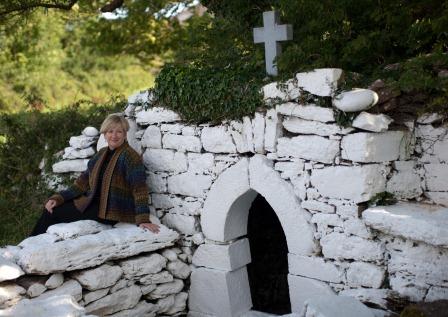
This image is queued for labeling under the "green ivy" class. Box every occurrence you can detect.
[153,63,265,123]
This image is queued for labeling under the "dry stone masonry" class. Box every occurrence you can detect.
[2,68,448,317]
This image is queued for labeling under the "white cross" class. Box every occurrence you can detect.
[253,11,293,76]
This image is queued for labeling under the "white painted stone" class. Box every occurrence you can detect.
[126,118,142,154]
[311,165,387,203]
[163,213,198,235]
[340,288,396,310]
[120,253,167,279]
[96,133,107,151]
[301,294,375,317]
[425,192,448,207]
[389,275,427,302]
[311,213,343,228]
[296,68,343,97]
[189,267,252,317]
[72,264,122,291]
[192,239,251,271]
[352,112,393,132]
[250,155,317,255]
[47,220,111,239]
[336,204,361,219]
[107,300,157,317]
[252,112,265,154]
[147,172,167,193]
[63,146,95,160]
[0,295,86,317]
[136,107,181,125]
[162,134,202,152]
[341,132,404,162]
[18,233,58,250]
[192,233,205,245]
[347,262,385,288]
[290,175,308,200]
[83,288,109,305]
[276,102,335,123]
[424,163,448,191]
[230,117,254,153]
[128,90,152,105]
[167,173,212,197]
[151,193,183,209]
[155,294,175,313]
[143,148,187,173]
[386,166,422,200]
[162,249,178,261]
[38,280,82,302]
[141,126,162,149]
[283,117,353,136]
[188,153,214,174]
[85,285,142,316]
[426,286,448,301]
[287,274,335,313]
[165,292,188,315]
[321,232,384,261]
[139,271,173,285]
[274,161,305,179]
[363,202,448,248]
[201,126,236,153]
[45,273,64,289]
[0,256,24,282]
[147,279,184,299]
[161,123,184,134]
[27,283,47,297]
[277,136,339,163]
[265,109,282,152]
[302,200,335,214]
[52,159,89,173]
[183,126,198,136]
[167,261,191,279]
[288,254,343,283]
[343,218,372,239]
[69,135,97,149]
[333,89,379,112]
[17,226,178,274]
[171,200,203,216]
[262,82,287,101]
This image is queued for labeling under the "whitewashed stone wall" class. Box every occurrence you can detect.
[0,222,191,316]
[122,68,448,316]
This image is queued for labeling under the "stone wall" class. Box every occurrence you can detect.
[2,68,447,317]
[0,222,191,316]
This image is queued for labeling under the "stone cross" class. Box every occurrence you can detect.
[253,11,293,76]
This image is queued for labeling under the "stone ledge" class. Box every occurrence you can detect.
[363,202,448,248]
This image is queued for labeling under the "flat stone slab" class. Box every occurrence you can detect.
[363,202,448,248]
[16,222,179,274]
[0,255,24,282]
[302,295,375,317]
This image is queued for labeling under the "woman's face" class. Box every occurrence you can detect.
[105,125,126,150]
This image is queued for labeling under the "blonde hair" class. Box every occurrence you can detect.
[100,113,130,133]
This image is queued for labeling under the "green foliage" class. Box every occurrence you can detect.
[154,63,265,123]
[0,97,125,245]
[368,192,397,208]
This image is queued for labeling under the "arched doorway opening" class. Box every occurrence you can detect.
[247,194,291,314]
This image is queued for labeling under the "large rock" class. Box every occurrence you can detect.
[363,202,448,248]
[346,262,385,288]
[276,102,335,123]
[69,135,97,149]
[424,163,448,191]
[288,254,343,283]
[0,283,25,308]
[333,89,378,112]
[288,274,334,313]
[352,112,393,132]
[296,68,343,96]
[341,132,404,162]
[264,109,282,152]
[141,125,162,149]
[17,225,178,274]
[201,126,237,153]
[38,280,82,301]
[167,172,212,198]
[52,159,88,173]
[283,117,353,136]
[85,285,142,316]
[386,161,422,199]
[162,213,199,235]
[0,295,86,317]
[72,264,122,291]
[136,107,181,125]
[147,279,184,299]
[119,253,167,279]
[162,134,202,153]
[62,146,95,160]
[320,232,384,261]
[0,256,24,282]
[188,153,214,174]
[310,165,387,203]
[47,220,111,239]
[277,136,339,163]
[143,148,187,173]
[301,295,375,317]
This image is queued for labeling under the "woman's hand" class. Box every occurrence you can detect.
[45,199,57,213]
[139,222,160,233]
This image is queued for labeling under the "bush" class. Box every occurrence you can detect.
[0,97,125,245]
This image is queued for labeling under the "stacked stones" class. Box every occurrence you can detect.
[52,126,100,174]
[0,221,191,316]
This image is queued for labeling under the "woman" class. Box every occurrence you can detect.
[31,114,160,235]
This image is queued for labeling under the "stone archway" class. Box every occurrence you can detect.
[188,155,317,317]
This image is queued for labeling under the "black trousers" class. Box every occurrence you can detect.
[30,200,116,236]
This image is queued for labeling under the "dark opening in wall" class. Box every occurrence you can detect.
[247,194,291,315]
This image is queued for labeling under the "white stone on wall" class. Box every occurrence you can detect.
[276,102,335,122]
[0,256,24,282]
[230,117,254,153]
[201,126,236,153]
[162,213,199,235]
[188,153,214,174]
[283,117,353,136]
[264,109,282,152]
[141,126,162,149]
[424,163,448,191]
[52,159,89,173]
[352,112,393,133]
[346,262,385,288]
[252,112,265,154]
[277,136,339,163]
[136,107,181,125]
[143,149,187,173]
[162,134,202,153]
[295,68,343,97]
[288,254,343,283]
[167,172,212,197]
